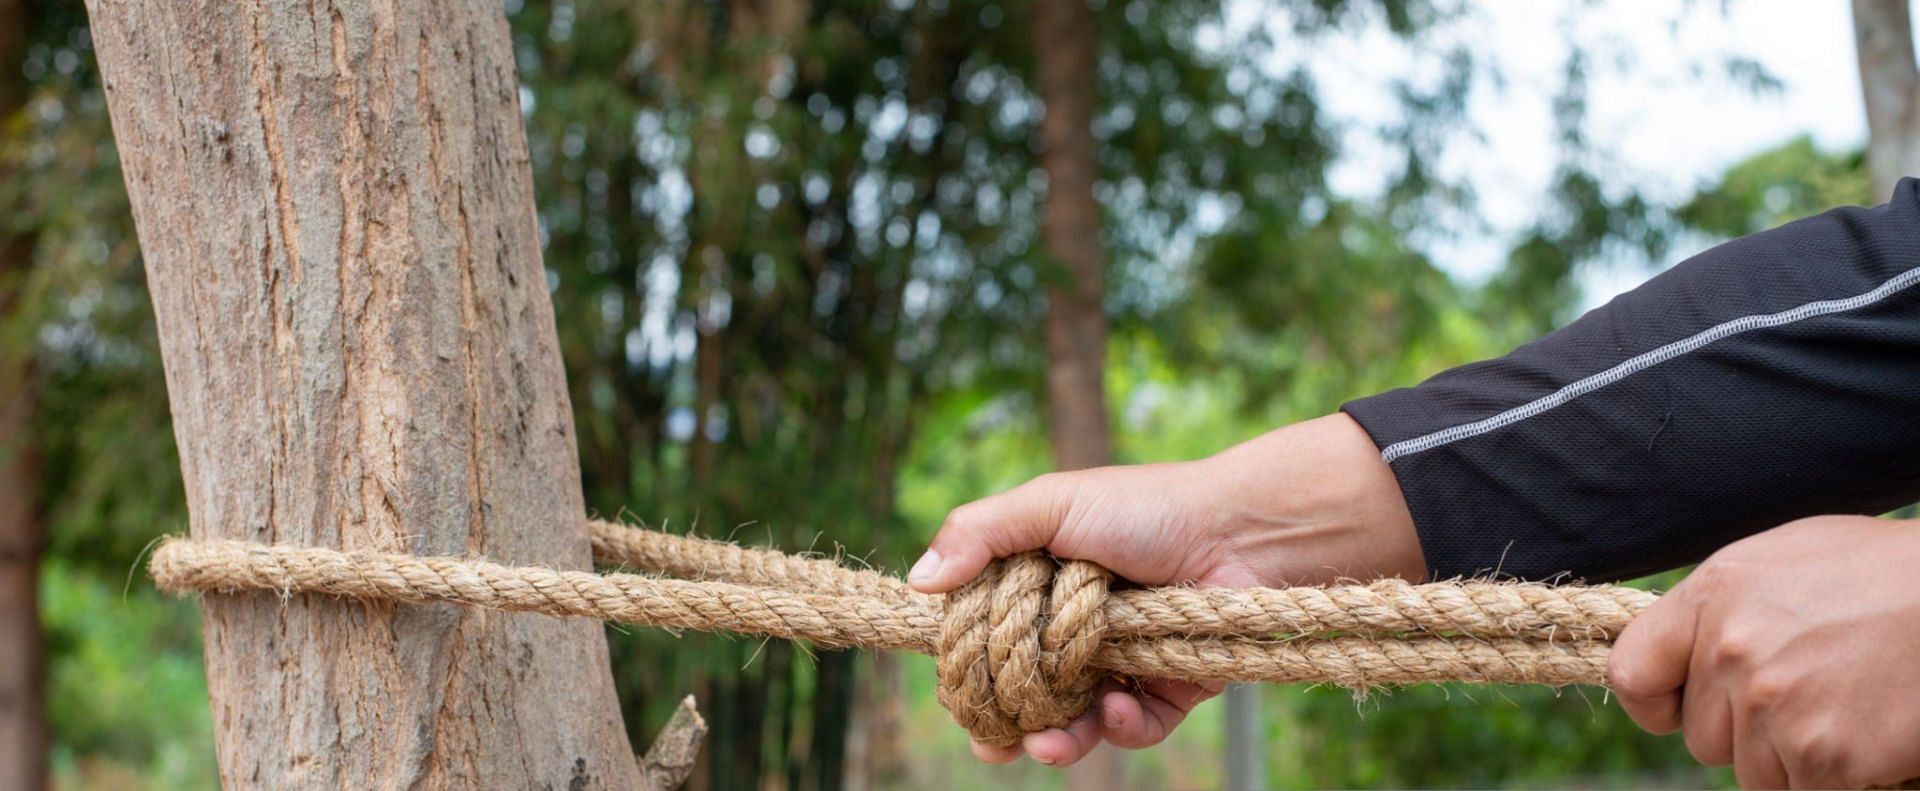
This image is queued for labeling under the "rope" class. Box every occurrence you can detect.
[151,520,1655,747]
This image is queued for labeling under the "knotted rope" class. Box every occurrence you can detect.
[151,520,1654,747]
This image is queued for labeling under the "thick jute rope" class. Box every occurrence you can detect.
[151,520,1655,748]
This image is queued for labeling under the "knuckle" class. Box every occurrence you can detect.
[1787,727,1845,775]
[1779,715,1879,790]
[1606,658,1653,700]
[1711,621,1766,669]
[1030,471,1067,488]
[1837,763,1879,791]
[1683,562,1726,595]
[1684,559,1748,603]
[941,503,987,534]
[1742,669,1793,713]
[1710,640,1750,671]
[1030,471,1085,508]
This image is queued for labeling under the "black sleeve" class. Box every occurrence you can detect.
[1341,178,1920,582]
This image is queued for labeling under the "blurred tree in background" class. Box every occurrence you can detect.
[0,0,1882,788]
[511,1,1488,786]
[1,0,194,785]
[1679,136,1872,238]
[0,0,42,784]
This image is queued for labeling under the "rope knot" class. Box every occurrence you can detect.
[934,552,1113,747]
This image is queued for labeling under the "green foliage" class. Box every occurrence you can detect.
[1483,48,1673,335]
[1269,682,1729,789]
[1677,136,1871,238]
[1171,200,1461,412]
[41,561,214,788]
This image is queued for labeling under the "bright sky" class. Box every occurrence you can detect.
[1287,1,1874,304]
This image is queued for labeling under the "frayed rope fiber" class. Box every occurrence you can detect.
[151,520,1654,748]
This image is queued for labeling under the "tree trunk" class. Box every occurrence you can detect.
[0,0,26,116]
[0,250,45,791]
[0,0,47,785]
[0,386,40,791]
[1034,0,1112,474]
[83,0,641,786]
[1032,1,1121,787]
[0,357,43,791]
[1852,0,1920,198]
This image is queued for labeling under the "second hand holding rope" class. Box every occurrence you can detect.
[150,519,1654,748]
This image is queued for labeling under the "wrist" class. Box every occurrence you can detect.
[1198,413,1426,584]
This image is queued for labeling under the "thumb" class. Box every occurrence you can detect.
[1607,579,1701,735]
[909,473,1078,593]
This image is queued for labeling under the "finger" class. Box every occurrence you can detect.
[1023,710,1103,767]
[1097,689,1166,750]
[1099,678,1222,750]
[1779,727,1848,791]
[1733,710,1788,790]
[969,738,1022,765]
[1682,675,1735,767]
[911,474,1074,593]
[1818,725,1920,791]
[1610,583,1701,734]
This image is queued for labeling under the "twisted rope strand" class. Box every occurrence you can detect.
[152,522,1656,747]
[584,520,1652,640]
[1100,580,1650,641]
[1099,636,1611,688]
[588,520,914,602]
[153,539,942,652]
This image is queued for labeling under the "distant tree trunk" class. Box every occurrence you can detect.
[84,0,641,786]
[0,377,39,791]
[0,0,47,786]
[0,247,43,791]
[846,416,909,791]
[1034,0,1112,474]
[1033,1,1120,787]
[0,0,26,115]
[0,333,43,791]
[1852,0,1920,198]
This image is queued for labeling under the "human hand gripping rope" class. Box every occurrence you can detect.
[150,518,1653,748]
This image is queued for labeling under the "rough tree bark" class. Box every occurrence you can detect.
[1852,0,1920,198]
[1032,1,1122,787]
[84,0,641,786]
[0,0,48,786]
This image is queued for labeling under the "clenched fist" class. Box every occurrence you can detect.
[1609,515,1920,789]
[909,413,1426,766]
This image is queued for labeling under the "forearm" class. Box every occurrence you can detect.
[1344,179,1920,581]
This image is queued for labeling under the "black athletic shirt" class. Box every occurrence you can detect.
[1342,177,1920,582]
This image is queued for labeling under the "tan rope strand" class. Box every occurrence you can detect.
[1098,636,1611,688]
[583,520,1651,640]
[151,522,1656,747]
[1101,580,1650,641]
[153,539,941,653]
[587,520,915,602]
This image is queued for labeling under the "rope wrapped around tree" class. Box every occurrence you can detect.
[150,519,1655,748]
